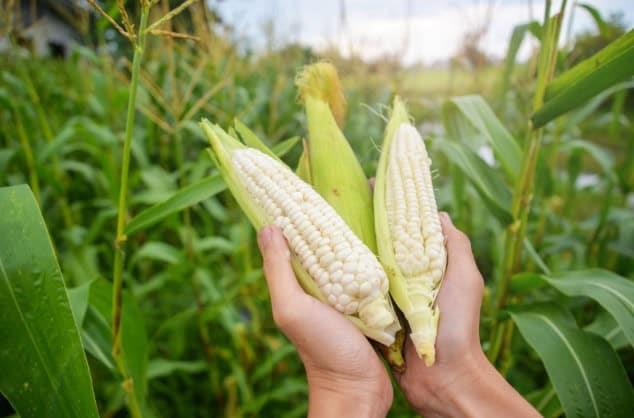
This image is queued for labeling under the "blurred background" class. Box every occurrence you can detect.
[0,1,633,417]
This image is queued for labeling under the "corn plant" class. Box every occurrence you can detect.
[0,1,633,417]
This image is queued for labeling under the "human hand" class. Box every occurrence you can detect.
[395,213,540,418]
[257,225,392,418]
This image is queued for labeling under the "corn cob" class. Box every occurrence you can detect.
[374,97,447,366]
[295,62,377,251]
[296,63,406,370]
[201,120,400,346]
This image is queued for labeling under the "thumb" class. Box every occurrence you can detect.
[439,212,480,279]
[437,212,484,314]
[257,225,309,329]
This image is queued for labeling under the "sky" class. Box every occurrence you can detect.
[214,0,633,64]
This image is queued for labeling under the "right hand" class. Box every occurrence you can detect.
[395,213,540,418]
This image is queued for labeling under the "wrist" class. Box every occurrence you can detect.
[412,348,488,418]
[307,373,391,418]
[437,351,539,418]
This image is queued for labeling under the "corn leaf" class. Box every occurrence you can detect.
[510,269,634,349]
[585,311,629,351]
[84,278,149,411]
[526,384,562,418]
[577,3,609,37]
[533,30,634,127]
[126,128,299,236]
[125,174,225,235]
[0,185,99,418]
[559,139,617,183]
[147,359,207,380]
[545,269,634,348]
[436,140,513,225]
[509,303,634,418]
[566,80,634,128]
[500,21,541,95]
[442,95,522,181]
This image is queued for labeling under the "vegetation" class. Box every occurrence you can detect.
[0,1,633,417]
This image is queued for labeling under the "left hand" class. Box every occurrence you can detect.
[257,225,392,418]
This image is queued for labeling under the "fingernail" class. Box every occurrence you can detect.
[258,226,273,249]
[440,212,453,225]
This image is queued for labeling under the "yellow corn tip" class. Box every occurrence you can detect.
[222,145,400,345]
[295,61,346,127]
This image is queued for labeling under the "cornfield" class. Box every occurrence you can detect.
[0,1,633,417]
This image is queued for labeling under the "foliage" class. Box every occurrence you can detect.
[0,1,633,417]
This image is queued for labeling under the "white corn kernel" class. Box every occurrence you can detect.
[232,148,395,332]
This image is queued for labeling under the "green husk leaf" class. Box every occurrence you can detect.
[296,62,377,252]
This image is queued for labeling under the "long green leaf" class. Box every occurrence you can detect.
[443,95,522,181]
[436,140,513,224]
[545,269,634,348]
[577,3,608,36]
[147,359,207,379]
[533,30,634,127]
[125,174,226,235]
[86,279,148,410]
[560,139,617,183]
[585,311,629,351]
[500,21,541,95]
[510,303,634,418]
[125,131,299,236]
[566,80,634,128]
[0,185,99,418]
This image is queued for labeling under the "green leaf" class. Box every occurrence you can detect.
[234,119,278,159]
[133,242,183,265]
[544,269,634,348]
[509,272,548,293]
[147,359,207,379]
[577,3,608,37]
[271,135,301,158]
[435,140,513,225]
[67,281,93,326]
[566,80,634,127]
[125,131,299,236]
[500,21,541,95]
[0,185,99,418]
[0,149,15,176]
[510,303,634,418]
[533,30,634,127]
[125,174,226,236]
[85,279,149,408]
[559,140,617,183]
[443,95,522,181]
[585,311,629,351]
[526,384,563,418]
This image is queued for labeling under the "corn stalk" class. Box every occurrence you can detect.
[488,0,566,364]
[110,4,150,418]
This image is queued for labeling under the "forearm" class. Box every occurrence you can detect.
[308,388,389,418]
[417,351,540,418]
[306,371,391,418]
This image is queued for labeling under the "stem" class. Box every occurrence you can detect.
[111,6,150,418]
[112,6,150,356]
[488,0,566,364]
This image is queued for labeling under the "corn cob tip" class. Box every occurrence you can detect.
[409,306,440,366]
[296,61,346,127]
